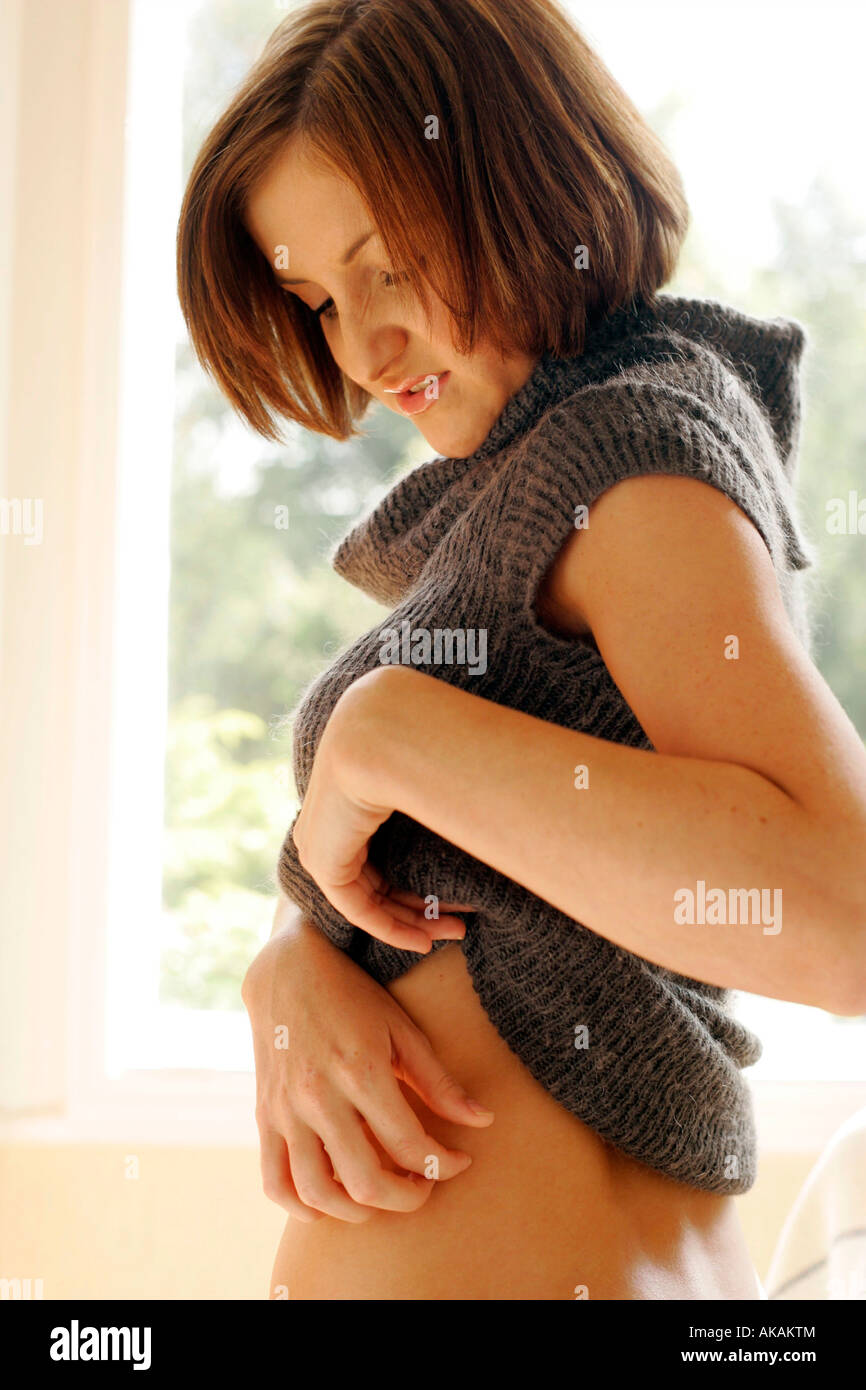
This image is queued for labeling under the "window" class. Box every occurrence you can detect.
[109,0,866,1100]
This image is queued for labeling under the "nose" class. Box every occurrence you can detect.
[339,314,412,397]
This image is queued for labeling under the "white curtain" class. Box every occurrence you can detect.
[766,1104,866,1299]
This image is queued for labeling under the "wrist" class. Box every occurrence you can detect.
[268,900,336,960]
[243,898,331,1005]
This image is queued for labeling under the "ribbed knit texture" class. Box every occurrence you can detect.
[276,291,817,1195]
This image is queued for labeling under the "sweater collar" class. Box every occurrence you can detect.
[330,292,807,605]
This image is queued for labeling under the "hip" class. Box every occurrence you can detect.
[271,942,762,1300]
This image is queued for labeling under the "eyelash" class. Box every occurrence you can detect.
[309,269,408,323]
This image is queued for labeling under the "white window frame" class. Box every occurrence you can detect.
[0,0,864,1156]
[103,0,262,1085]
[0,0,257,1147]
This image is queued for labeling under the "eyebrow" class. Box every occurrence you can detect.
[274,228,375,286]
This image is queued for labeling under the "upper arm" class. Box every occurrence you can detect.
[545,472,866,829]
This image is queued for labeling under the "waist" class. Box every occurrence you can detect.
[385,942,744,1228]
[274,942,761,1299]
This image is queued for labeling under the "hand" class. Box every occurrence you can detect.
[242,898,495,1223]
[291,670,474,951]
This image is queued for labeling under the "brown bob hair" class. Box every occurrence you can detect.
[176,0,689,443]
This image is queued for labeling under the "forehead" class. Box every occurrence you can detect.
[244,139,373,277]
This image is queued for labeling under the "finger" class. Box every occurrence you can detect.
[314,1101,438,1213]
[258,1124,324,1222]
[375,889,468,941]
[328,877,437,952]
[356,866,467,943]
[391,1019,495,1127]
[343,1066,476,1181]
[287,1121,377,1223]
[385,887,476,914]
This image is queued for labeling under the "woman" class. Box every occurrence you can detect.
[176,0,866,1299]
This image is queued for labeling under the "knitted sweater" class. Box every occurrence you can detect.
[276,291,817,1196]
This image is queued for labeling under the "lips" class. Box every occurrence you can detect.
[385,372,450,417]
[383,372,444,395]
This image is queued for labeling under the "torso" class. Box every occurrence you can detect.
[271,943,763,1301]
[272,538,761,1299]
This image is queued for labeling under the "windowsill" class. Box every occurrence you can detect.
[0,1070,257,1146]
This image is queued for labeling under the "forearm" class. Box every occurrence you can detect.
[348,667,863,1013]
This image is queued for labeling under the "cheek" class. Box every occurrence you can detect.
[319,323,344,363]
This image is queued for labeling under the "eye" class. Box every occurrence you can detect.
[309,269,409,324]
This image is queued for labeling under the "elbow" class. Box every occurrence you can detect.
[796,827,866,1016]
[826,987,866,1021]
[827,978,866,1021]
[822,912,866,1018]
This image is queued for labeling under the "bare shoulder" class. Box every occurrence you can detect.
[535,473,759,643]
[531,471,866,835]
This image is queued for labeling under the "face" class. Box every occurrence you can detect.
[244,137,538,458]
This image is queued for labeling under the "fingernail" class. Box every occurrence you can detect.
[466,1099,494,1118]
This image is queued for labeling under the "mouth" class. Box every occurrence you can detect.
[384,372,451,417]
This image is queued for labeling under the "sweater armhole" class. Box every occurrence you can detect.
[277,815,356,952]
[507,381,812,631]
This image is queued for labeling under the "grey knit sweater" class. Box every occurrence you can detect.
[276,291,817,1195]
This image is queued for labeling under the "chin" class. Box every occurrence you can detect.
[418,422,483,457]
